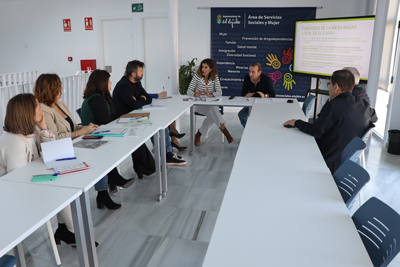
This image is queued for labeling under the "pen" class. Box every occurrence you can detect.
[93,130,110,134]
[163,86,165,91]
[56,157,77,161]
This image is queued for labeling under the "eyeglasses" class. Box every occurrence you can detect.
[327,82,332,87]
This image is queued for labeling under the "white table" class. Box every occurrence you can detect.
[202,100,372,266]
[0,180,82,267]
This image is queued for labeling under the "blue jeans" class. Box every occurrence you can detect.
[151,128,173,153]
[94,175,108,191]
[238,107,249,127]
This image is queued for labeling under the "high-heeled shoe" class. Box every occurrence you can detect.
[108,169,135,189]
[169,131,186,139]
[54,223,76,246]
[221,127,234,144]
[172,141,187,151]
[195,130,202,146]
[96,190,122,210]
[54,223,99,247]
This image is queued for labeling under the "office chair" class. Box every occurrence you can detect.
[340,137,366,165]
[332,159,370,207]
[302,94,316,122]
[352,197,400,267]
[194,106,224,142]
[0,255,17,267]
[76,108,81,118]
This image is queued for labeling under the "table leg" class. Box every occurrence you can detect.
[13,243,26,267]
[248,106,252,116]
[189,105,194,155]
[160,129,167,197]
[70,197,90,267]
[154,131,163,201]
[80,192,98,267]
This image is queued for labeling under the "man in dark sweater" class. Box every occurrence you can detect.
[343,67,371,105]
[238,62,276,127]
[283,69,377,174]
[113,60,186,166]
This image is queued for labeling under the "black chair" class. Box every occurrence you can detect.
[352,197,400,267]
[333,159,370,207]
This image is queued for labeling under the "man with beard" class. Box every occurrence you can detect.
[113,60,186,166]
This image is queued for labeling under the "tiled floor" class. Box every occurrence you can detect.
[15,110,400,266]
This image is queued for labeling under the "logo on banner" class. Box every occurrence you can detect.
[217,14,242,28]
[266,47,296,90]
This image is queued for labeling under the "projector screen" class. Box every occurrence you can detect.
[293,16,375,81]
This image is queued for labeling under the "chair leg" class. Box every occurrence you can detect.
[360,151,366,169]
[222,132,224,143]
[46,220,61,265]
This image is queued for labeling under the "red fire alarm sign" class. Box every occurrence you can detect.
[63,19,71,32]
[85,17,93,31]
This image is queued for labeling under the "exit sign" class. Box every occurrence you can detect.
[132,3,143,13]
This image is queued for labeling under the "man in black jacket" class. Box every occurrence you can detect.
[283,69,377,174]
[238,62,276,127]
[113,60,186,166]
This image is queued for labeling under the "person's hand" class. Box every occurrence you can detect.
[245,93,254,98]
[140,95,147,100]
[203,88,212,97]
[283,119,297,127]
[257,91,265,98]
[159,91,167,98]
[194,91,202,97]
[35,113,47,130]
[132,96,137,101]
[81,123,98,135]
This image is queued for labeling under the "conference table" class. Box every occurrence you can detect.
[202,99,373,266]
[0,180,82,267]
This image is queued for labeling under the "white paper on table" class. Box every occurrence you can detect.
[117,116,148,123]
[255,98,272,104]
[142,104,167,110]
[41,138,81,168]
[272,98,295,103]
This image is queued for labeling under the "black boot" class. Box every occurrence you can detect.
[54,223,76,247]
[96,190,121,210]
[108,168,135,188]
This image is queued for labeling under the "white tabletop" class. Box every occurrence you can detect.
[202,101,372,266]
[190,96,254,107]
[0,180,81,257]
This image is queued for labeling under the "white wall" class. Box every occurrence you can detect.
[0,0,167,77]
[0,0,372,76]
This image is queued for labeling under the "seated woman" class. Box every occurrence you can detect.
[33,73,133,210]
[0,93,76,246]
[187,58,234,146]
[80,69,155,179]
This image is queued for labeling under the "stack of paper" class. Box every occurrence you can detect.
[117,112,150,123]
[127,119,152,127]
[91,128,130,137]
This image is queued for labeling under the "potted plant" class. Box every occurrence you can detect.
[179,58,197,95]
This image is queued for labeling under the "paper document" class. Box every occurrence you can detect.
[118,112,150,123]
[91,128,130,137]
[118,116,148,123]
[53,162,90,175]
[41,138,82,168]
[142,104,167,110]
[189,97,221,102]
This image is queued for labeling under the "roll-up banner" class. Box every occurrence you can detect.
[211,7,316,101]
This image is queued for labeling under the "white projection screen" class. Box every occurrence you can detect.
[293,16,375,81]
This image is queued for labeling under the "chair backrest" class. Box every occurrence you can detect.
[302,94,316,120]
[362,126,375,144]
[76,108,82,119]
[0,255,17,267]
[333,159,370,207]
[340,136,366,165]
[352,197,400,267]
